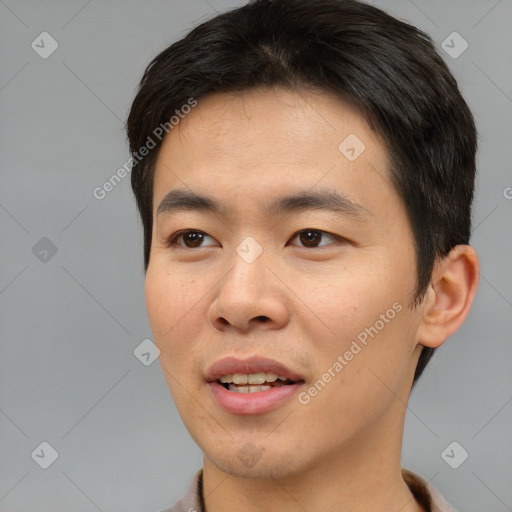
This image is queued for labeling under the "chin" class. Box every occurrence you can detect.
[206,449,303,480]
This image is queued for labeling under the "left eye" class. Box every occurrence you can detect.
[288,229,338,248]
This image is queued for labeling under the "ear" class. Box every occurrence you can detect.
[416,245,479,348]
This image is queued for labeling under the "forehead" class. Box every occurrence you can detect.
[159,87,387,163]
[152,86,397,222]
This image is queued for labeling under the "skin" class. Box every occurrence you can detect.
[145,86,479,512]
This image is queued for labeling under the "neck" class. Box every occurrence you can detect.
[202,400,425,512]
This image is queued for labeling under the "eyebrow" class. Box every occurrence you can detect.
[156,188,373,220]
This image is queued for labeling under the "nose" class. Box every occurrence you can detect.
[207,247,290,333]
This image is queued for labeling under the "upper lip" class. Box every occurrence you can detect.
[205,356,305,383]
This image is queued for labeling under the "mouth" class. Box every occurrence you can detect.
[205,356,306,415]
[217,372,298,393]
[205,355,305,386]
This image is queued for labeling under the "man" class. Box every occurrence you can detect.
[126,1,479,510]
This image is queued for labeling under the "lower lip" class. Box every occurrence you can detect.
[208,381,304,415]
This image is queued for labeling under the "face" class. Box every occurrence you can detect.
[145,87,426,479]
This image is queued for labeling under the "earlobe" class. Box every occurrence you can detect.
[416,245,479,349]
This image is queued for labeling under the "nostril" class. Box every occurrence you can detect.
[256,316,269,322]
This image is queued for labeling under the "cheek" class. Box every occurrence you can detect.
[144,263,203,362]
[296,264,400,341]
[296,263,415,391]
[145,265,208,413]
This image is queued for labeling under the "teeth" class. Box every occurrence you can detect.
[227,384,273,393]
[219,372,285,384]
[248,372,266,384]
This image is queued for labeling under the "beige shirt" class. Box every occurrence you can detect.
[160,468,457,512]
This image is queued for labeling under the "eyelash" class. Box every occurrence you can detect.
[166,229,346,249]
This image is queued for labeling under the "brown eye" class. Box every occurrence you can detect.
[289,229,338,248]
[169,230,217,248]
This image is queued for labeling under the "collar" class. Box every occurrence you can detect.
[162,468,457,512]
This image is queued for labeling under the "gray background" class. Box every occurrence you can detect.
[0,0,510,511]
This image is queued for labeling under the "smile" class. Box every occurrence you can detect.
[206,356,306,414]
[218,372,296,393]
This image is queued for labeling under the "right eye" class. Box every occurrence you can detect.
[167,230,219,249]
